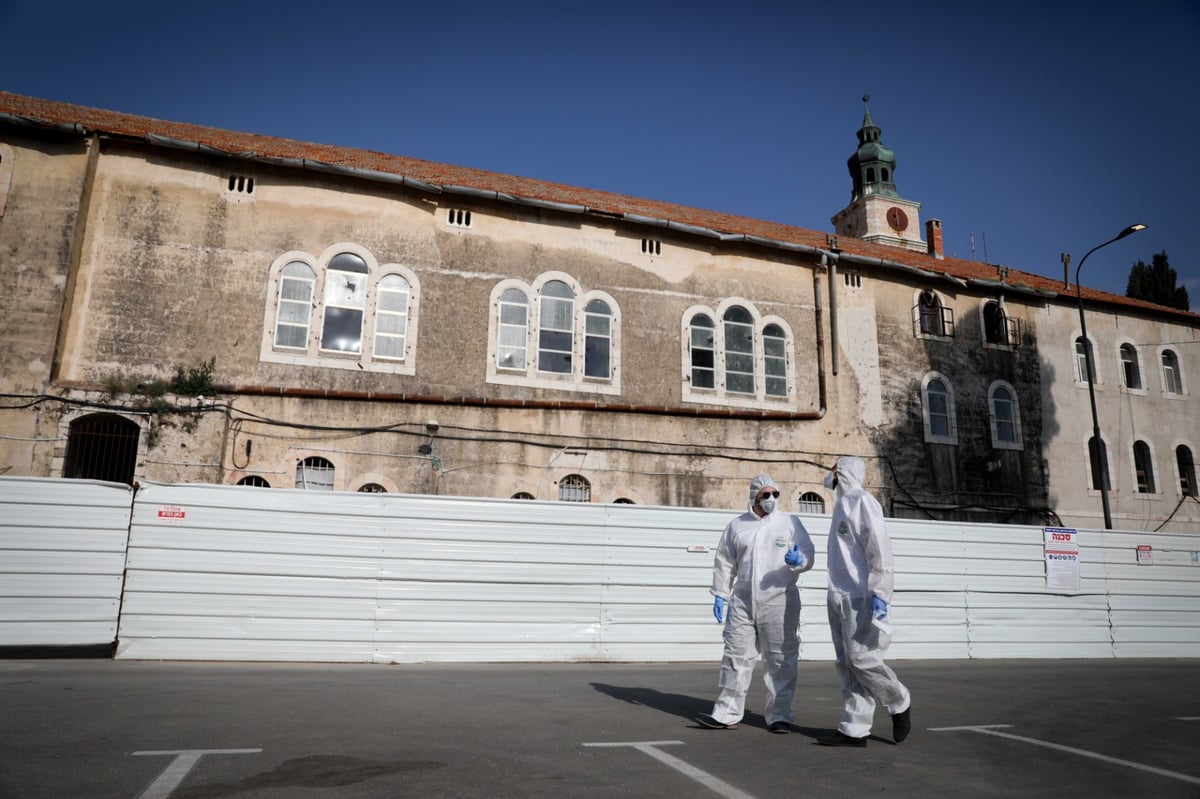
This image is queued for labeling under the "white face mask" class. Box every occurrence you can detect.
[758,497,778,514]
[823,473,837,489]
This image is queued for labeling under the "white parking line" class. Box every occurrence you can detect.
[1176,717,1200,721]
[583,741,756,799]
[931,725,1200,787]
[132,749,262,799]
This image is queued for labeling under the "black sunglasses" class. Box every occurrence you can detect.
[758,490,780,499]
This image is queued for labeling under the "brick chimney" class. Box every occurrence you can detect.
[926,219,944,259]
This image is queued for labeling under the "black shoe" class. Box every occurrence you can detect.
[697,713,738,730]
[817,730,867,747]
[768,721,791,734]
[892,706,912,743]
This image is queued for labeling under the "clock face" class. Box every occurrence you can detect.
[887,207,909,232]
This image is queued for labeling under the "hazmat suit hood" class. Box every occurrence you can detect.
[748,474,778,513]
[834,456,866,496]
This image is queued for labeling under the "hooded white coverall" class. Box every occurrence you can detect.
[826,456,911,738]
[708,474,816,726]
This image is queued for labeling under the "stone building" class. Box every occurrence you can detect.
[0,92,1196,530]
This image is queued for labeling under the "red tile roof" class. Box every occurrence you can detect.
[1,91,1194,324]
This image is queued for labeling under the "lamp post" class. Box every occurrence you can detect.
[1074,223,1148,529]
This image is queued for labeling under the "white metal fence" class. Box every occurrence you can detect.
[1,476,1197,662]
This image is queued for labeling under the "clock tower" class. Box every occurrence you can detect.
[831,96,926,253]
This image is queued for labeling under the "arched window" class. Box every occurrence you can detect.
[511,492,535,500]
[372,274,411,361]
[1177,445,1197,497]
[797,492,825,514]
[1133,441,1156,494]
[496,287,529,371]
[613,497,635,504]
[558,474,591,502]
[682,303,793,408]
[62,413,140,484]
[537,280,574,374]
[274,261,315,349]
[295,456,335,490]
[983,300,1015,346]
[988,381,1022,449]
[915,290,953,337]
[688,314,716,389]
[921,373,958,444]
[763,323,788,398]
[723,306,755,395]
[1119,343,1142,389]
[1162,349,1183,394]
[488,276,620,393]
[262,247,420,375]
[357,483,387,493]
[584,298,613,379]
[236,475,271,487]
[320,252,369,353]
[1075,337,1095,384]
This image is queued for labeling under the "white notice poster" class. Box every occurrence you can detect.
[1044,527,1080,591]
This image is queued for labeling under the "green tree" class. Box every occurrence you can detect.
[1126,251,1189,311]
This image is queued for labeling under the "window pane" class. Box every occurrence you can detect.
[281,276,313,301]
[325,271,366,308]
[584,301,612,380]
[585,337,610,378]
[321,307,363,352]
[541,296,573,330]
[538,329,572,373]
[276,324,307,349]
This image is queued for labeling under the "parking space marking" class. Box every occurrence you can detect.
[132,749,262,799]
[1176,717,1200,721]
[583,741,756,799]
[931,725,1200,787]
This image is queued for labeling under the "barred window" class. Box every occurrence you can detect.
[558,474,591,502]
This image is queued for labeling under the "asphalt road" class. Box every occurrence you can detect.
[2,658,1198,798]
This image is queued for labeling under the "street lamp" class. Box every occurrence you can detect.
[1074,223,1148,529]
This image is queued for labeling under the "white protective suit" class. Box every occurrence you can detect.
[825,456,911,738]
[708,474,816,726]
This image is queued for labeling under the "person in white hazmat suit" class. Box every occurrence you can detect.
[818,455,912,747]
[697,474,816,733]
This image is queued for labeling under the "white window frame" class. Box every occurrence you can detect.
[1116,340,1145,393]
[485,272,621,395]
[921,371,958,445]
[260,245,420,375]
[680,300,796,410]
[1074,334,1099,387]
[1160,348,1185,396]
[988,380,1023,450]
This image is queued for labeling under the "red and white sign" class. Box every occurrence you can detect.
[1043,527,1080,591]
[157,505,187,522]
[1136,544,1153,565]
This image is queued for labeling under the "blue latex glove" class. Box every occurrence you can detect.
[713,596,727,624]
[871,595,889,619]
[784,544,806,568]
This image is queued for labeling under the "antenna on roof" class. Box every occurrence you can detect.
[982,233,989,264]
[969,232,976,261]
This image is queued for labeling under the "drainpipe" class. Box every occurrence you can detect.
[823,251,840,375]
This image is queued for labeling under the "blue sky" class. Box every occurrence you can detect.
[2,0,1196,302]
